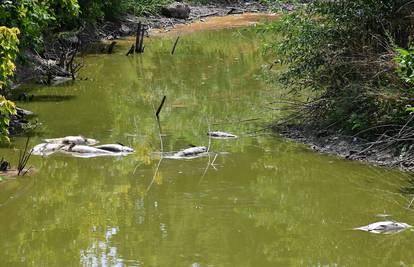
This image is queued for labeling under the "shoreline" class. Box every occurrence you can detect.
[276,124,414,172]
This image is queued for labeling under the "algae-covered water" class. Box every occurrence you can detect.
[1,23,414,267]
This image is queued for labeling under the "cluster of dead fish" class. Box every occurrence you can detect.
[165,131,237,160]
[32,136,134,158]
[354,219,412,235]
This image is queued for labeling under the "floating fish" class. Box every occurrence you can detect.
[354,221,412,234]
[95,144,134,153]
[165,146,208,159]
[175,146,207,157]
[31,143,66,156]
[207,131,238,139]
[59,144,127,158]
[61,144,112,155]
[44,136,98,146]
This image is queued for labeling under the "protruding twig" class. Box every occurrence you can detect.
[17,137,32,176]
[171,36,180,55]
[126,44,135,56]
[156,96,167,119]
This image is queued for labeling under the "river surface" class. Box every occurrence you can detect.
[1,18,414,267]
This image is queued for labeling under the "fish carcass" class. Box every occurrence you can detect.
[31,143,66,156]
[207,131,238,139]
[61,145,113,158]
[95,144,134,153]
[44,135,98,145]
[168,146,208,159]
[354,221,412,234]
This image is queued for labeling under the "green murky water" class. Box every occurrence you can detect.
[1,27,414,267]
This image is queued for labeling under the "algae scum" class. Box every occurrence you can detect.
[2,27,414,267]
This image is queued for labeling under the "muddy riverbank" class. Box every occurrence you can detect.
[277,124,414,172]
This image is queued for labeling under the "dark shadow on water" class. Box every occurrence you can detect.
[18,95,77,103]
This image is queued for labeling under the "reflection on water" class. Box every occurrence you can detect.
[1,26,414,267]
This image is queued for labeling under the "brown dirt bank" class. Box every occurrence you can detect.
[150,12,278,36]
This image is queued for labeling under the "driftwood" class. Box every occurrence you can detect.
[34,35,84,83]
[196,12,219,19]
[227,8,243,15]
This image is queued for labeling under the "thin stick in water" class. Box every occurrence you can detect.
[126,44,135,56]
[156,96,167,119]
[171,36,180,55]
[17,137,32,176]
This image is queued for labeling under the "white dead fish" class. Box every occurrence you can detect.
[354,221,412,234]
[175,146,208,157]
[95,144,134,153]
[165,146,208,159]
[31,143,66,156]
[44,136,98,146]
[61,144,133,158]
[207,131,238,139]
[61,144,112,155]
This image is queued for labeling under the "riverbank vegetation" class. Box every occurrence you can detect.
[266,0,414,164]
[0,27,18,142]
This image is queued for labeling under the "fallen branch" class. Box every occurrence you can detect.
[196,11,219,19]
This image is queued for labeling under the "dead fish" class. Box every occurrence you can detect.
[354,221,412,234]
[44,136,98,146]
[61,144,112,155]
[95,144,134,153]
[175,146,207,157]
[165,146,209,159]
[207,131,238,139]
[31,143,65,156]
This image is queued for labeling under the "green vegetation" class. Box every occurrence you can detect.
[395,47,414,85]
[0,0,171,45]
[0,27,19,90]
[0,0,79,47]
[266,1,414,143]
[76,0,171,23]
[0,27,18,143]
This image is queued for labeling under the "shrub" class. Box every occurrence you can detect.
[0,27,18,143]
[0,0,79,47]
[395,47,414,85]
[265,0,414,134]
